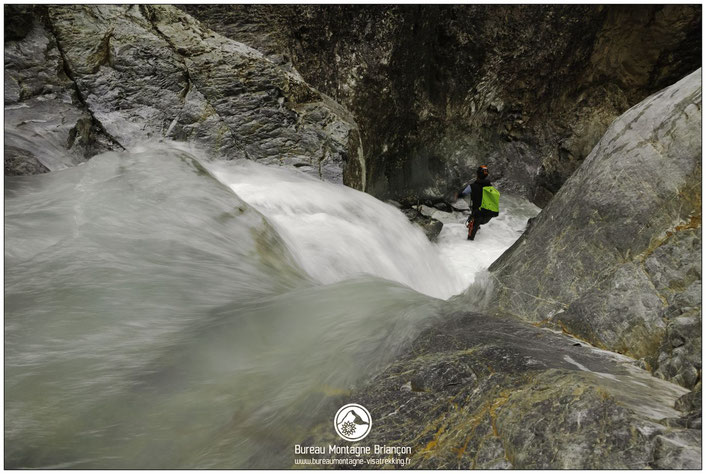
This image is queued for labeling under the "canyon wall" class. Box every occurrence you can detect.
[183,5,701,205]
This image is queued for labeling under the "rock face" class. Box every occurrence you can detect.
[8,5,699,200]
[5,5,364,189]
[304,313,700,468]
[489,69,701,389]
[182,5,701,205]
[4,5,118,174]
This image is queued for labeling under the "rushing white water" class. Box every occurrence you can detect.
[209,159,539,295]
[209,160,469,300]
[4,145,538,468]
[436,195,540,284]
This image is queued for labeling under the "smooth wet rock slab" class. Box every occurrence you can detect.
[304,312,700,469]
[489,70,702,390]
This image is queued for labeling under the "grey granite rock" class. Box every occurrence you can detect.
[489,70,701,389]
[4,9,117,174]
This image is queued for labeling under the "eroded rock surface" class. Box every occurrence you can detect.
[183,5,701,204]
[5,5,364,188]
[489,69,701,390]
[4,6,118,174]
[304,313,700,468]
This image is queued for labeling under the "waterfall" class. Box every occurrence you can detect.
[5,145,537,468]
[208,160,468,300]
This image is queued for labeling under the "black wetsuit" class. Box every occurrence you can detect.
[459,177,493,240]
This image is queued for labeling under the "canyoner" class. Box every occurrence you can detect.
[457,165,501,240]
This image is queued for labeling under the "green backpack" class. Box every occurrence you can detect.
[480,186,500,216]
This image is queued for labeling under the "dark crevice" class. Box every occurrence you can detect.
[90,28,115,72]
[43,12,126,151]
[179,70,192,102]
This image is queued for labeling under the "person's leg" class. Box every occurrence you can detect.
[469,219,479,240]
[466,216,475,240]
[469,213,490,240]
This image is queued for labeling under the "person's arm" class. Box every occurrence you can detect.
[470,182,482,210]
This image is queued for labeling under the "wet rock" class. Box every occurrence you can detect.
[417,204,438,219]
[559,263,666,359]
[4,9,118,174]
[450,198,470,212]
[305,313,700,468]
[398,206,443,241]
[432,202,451,212]
[184,5,701,204]
[4,147,49,176]
[420,219,444,242]
[8,5,364,188]
[489,70,701,388]
[416,216,444,242]
[417,205,457,225]
[146,5,363,187]
[654,315,701,389]
[674,383,702,430]
[5,5,36,41]
[651,432,702,469]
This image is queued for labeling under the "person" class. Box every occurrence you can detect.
[456,165,494,240]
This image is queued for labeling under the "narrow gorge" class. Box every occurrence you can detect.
[4,4,702,469]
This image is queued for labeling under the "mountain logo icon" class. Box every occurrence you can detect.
[334,403,372,441]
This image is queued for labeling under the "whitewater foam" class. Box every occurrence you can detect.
[210,160,539,298]
[208,160,468,299]
[435,195,540,285]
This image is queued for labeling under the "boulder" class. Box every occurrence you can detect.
[402,207,444,241]
[418,204,458,225]
[450,198,470,212]
[419,218,444,242]
[489,69,701,388]
[304,313,700,468]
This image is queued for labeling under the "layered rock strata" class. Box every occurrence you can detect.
[5,5,364,188]
[183,5,701,205]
